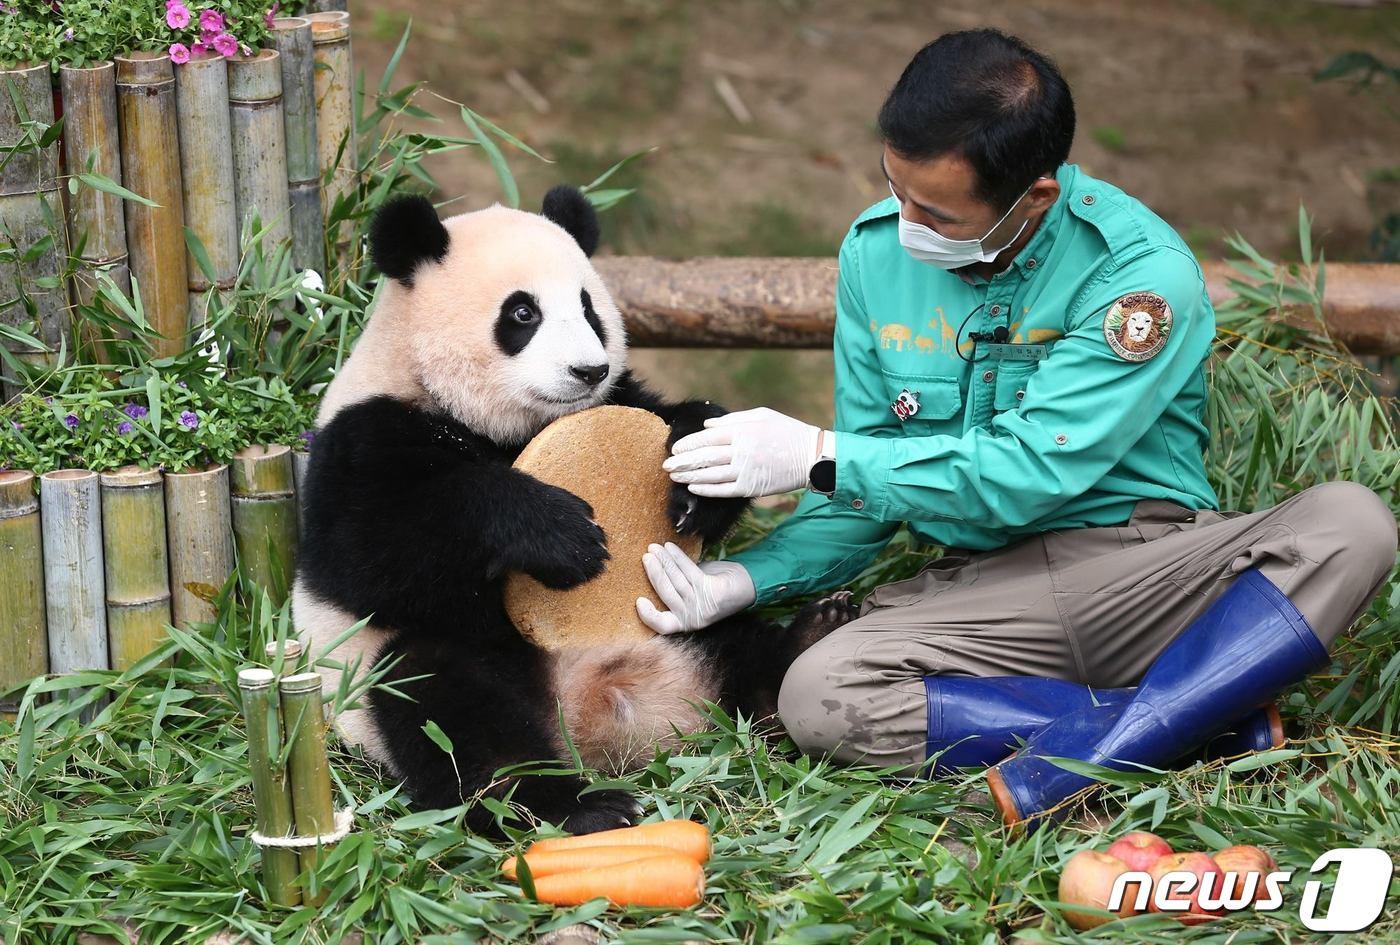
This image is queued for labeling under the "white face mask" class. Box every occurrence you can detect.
[892,179,1039,270]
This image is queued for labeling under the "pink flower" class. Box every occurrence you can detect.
[169,42,191,64]
[264,1,278,28]
[198,8,222,33]
[165,2,189,28]
[212,31,237,56]
[192,40,209,55]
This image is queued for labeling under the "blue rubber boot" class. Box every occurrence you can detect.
[985,568,1328,829]
[924,676,1281,776]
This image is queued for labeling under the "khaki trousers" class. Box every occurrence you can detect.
[777,480,1399,769]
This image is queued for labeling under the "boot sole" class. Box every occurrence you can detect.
[986,765,1022,828]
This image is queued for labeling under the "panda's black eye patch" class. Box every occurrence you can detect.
[581,289,606,346]
[495,290,543,356]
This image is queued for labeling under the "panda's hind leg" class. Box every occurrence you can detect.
[692,589,861,723]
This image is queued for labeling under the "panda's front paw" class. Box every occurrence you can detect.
[669,483,749,545]
[561,789,642,835]
[517,485,610,589]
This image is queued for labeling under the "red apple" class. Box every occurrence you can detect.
[1059,849,1143,929]
[1148,852,1227,924]
[1107,831,1174,872]
[1213,845,1277,906]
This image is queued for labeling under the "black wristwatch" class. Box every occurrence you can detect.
[809,430,836,497]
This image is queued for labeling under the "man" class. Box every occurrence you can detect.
[635,29,1398,827]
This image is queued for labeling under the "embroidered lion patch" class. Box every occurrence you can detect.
[1104,292,1173,362]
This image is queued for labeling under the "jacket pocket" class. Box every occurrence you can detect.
[880,371,962,431]
[993,360,1040,413]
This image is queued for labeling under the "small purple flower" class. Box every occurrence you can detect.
[165,2,189,29]
[63,413,79,429]
[178,411,199,430]
[176,380,188,389]
[63,27,73,41]
[169,42,191,65]
[122,402,148,419]
[117,421,133,436]
[211,31,237,57]
[9,420,21,431]
[198,8,223,33]
[299,429,315,447]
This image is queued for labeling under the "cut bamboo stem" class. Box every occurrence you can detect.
[228,50,293,252]
[265,637,304,675]
[238,667,303,907]
[230,445,298,604]
[280,671,335,906]
[58,60,130,362]
[164,463,235,629]
[99,466,172,670]
[1,61,70,396]
[174,51,239,329]
[115,52,188,358]
[270,17,326,276]
[0,471,47,719]
[308,14,355,256]
[40,470,109,675]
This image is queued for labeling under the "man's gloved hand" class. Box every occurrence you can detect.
[636,542,756,634]
[662,407,825,499]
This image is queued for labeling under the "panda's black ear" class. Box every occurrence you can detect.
[541,184,599,257]
[369,194,449,286]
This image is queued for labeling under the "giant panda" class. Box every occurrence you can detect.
[291,186,859,835]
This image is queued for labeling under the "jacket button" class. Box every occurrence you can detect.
[1082,194,1096,206]
[1055,433,1068,444]
[982,370,995,382]
[990,304,1001,316]
[851,498,865,510]
[1026,258,1037,269]
[1016,390,1025,400]
[777,585,789,594]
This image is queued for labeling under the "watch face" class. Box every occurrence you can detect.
[810,458,836,494]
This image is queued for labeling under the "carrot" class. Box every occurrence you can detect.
[502,845,672,879]
[529,853,705,908]
[527,819,711,864]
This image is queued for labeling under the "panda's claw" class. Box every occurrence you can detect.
[561,788,641,835]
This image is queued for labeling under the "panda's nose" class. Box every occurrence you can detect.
[569,362,610,386]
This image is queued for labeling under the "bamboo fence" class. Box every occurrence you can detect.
[0,448,307,705]
[0,13,356,383]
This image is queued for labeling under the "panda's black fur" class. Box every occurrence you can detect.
[295,187,857,835]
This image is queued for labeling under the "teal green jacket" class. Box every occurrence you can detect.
[730,163,1218,606]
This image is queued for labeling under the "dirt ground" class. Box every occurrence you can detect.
[348,0,1400,418]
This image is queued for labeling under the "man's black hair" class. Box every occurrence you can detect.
[877,29,1075,210]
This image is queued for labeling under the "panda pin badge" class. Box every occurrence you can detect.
[891,388,921,422]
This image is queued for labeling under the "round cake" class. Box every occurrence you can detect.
[503,405,702,649]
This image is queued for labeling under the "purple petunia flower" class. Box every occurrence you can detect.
[169,42,191,64]
[123,402,148,419]
[211,31,236,57]
[198,8,223,33]
[178,411,199,430]
[63,414,79,429]
[165,2,189,29]
[117,421,133,435]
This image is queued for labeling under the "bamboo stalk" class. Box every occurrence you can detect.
[308,15,355,244]
[40,470,109,674]
[174,51,239,325]
[279,671,334,906]
[264,637,304,675]
[227,50,293,253]
[291,445,310,530]
[238,667,303,907]
[115,51,189,358]
[270,17,326,275]
[1,62,70,397]
[164,463,235,629]
[230,445,298,603]
[0,471,47,719]
[98,466,172,670]
[58,61,130,361]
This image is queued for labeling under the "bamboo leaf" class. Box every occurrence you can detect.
[461,107,519,208]
[76,172,160,208]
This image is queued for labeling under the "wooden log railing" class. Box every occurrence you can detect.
[595,258,1400,355]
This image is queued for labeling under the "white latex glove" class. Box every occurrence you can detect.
[662,407,824,499]
[636,542,756,634]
